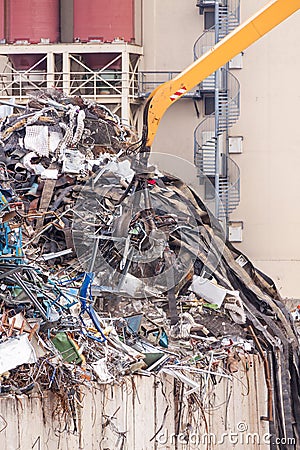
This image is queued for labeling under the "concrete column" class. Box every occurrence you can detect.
[121,50,130,125]
[62,52,70,95]
[46,52,55,89]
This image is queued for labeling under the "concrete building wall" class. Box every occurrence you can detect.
[139,0,300,299]
[142,0,200,70]
[140,0,201,165]
[230,1,300,299]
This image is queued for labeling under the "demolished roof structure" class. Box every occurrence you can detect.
[0,90,299,447]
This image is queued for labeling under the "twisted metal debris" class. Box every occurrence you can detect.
[0,90,299,446]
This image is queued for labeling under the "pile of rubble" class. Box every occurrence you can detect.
[0,90,299,443]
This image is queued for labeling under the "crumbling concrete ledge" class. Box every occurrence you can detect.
[0,355,270,450]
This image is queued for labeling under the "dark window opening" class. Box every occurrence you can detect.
[204,11,215,30]
[204,96,215,115]
[205,178,216,200]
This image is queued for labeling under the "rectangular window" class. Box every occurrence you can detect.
[204,96,215,115]
[205,178,215,200]
[204,11,215,30]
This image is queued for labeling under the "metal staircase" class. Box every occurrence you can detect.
[194,116,216,176]
[194,0,241,221]
[194,68,240,170]
[218,3,240,38]
[218,157,240,216]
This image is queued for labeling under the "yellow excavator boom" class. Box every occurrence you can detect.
[144,0,300,147]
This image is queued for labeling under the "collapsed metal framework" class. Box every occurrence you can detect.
[0,43,142,126]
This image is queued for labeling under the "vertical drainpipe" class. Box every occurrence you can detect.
[60,0,74,43]
[4,0,9,43]
[214,1,220,219]
[60,0,73,98]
